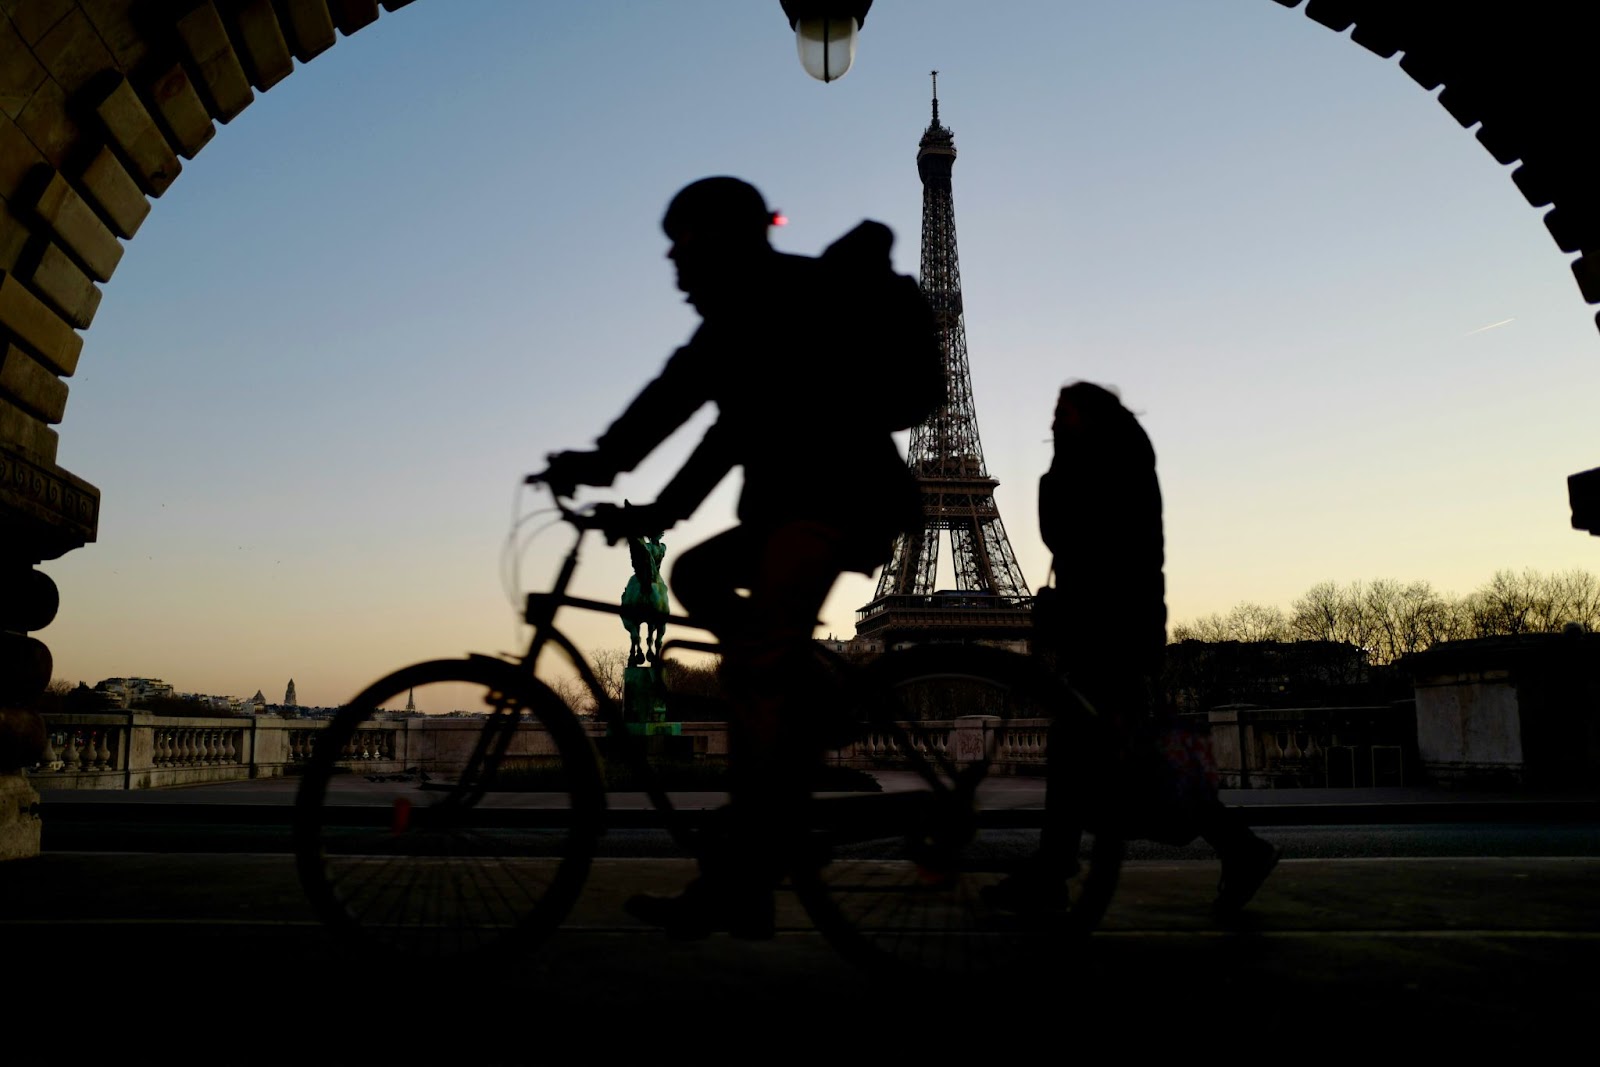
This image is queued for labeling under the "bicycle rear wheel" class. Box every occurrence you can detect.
[293,657,604,963]
[793,643,1123,981]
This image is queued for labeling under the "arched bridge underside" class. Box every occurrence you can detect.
[0,0,1597,710]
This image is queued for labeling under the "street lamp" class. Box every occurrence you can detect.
[780,1,873,82]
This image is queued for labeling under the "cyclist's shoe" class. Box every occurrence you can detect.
[624,877,776,941]
[980,858,1081,917]
[1214,839,1279,916]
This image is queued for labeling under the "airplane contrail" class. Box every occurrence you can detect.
[1464,317,1516,336]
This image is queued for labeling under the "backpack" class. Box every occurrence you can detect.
[820,221,946,432]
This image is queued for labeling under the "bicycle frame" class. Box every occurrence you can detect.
[476,520,717,848]
[468,509,1015,852]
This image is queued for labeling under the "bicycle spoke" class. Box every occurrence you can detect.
[294,660,602,964]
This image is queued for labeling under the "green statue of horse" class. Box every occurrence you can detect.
[621,531,668,666]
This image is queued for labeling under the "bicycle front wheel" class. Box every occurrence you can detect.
[794,643,1124,981]
[293,657,604,963]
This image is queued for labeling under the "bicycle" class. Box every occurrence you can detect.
[292,487,1124,979]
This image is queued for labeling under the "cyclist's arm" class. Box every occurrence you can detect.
[653,420,735,523]
[591,339,710,476]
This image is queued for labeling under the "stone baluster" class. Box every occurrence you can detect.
[223,731,237,764]
[1284,731,1303,760]
[60,732,78,772]
[94,730,111,771]
[1262,730,1284,763]
[39,733,58,772]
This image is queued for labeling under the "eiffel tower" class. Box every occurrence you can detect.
[856,74,1034,646]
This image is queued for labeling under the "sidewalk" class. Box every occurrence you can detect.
[5,849,1597,1058]
[30,770,1600,823]
[11,773,1600,1056]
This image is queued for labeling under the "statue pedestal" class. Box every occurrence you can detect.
[622,664,672,730]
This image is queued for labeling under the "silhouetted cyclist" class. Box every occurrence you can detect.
[538,176,942,938]
[993,381,1278,916]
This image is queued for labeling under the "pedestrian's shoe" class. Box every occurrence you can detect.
[624,877,776,941]
[1214,839,1279,916]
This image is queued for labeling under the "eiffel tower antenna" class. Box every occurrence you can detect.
[856,77,1034,645]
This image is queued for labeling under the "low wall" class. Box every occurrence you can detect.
[1203,704,1418,789]
[26,712,1049,790]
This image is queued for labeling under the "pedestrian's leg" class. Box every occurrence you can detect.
[1199,797,1278,914]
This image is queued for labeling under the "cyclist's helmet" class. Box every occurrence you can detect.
[662,177,774,243]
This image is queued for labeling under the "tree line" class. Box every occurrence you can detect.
[1171,568,1600,665]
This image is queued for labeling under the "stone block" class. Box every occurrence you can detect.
[1574,253,1599,305]
[0,344,67,423]
[78,0,149,70]
[79,144,148,237]
[15,74,79,167]
[0,392,58,462]
[0,443,99,552]
[31,6,116,95]
[0,113,46,200]
[31,170,122,282]
[0,270,81,375]
[0,208,24,274]
[29,241,100,328]
[93,77,180,197]
[0,708,45,771]
[281,0,337,61]
[0,773,41,860]
[1,1,73,48]
[146,62,214,159]
[176,2,254,123]
[329,0,379,36]
[229,0,294,91]
[0,18,48,119]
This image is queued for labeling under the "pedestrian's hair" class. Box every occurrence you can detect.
[1056,380,1152,461]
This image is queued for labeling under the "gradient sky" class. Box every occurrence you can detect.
[37,1,1600,709]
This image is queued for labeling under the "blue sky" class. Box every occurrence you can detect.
[39,1,1600,707]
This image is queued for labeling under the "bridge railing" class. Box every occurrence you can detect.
[27,712,1052,789]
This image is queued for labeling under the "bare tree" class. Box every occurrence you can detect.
[1179,567,1600,661]
[1171,612,1231,643]
[1533,568,1600,632]
[1289,581,1343,644]
[1466,569,1541,637]
[1226,602,1288,643]
[588,647,630,708]
[1172,603,1286,643]
[544,673,595,717]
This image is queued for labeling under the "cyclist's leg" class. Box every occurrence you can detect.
[724,520,848,860]
[668,525,755,634]
[630,522,846,935]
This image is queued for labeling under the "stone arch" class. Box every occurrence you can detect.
[0,0,1595,713]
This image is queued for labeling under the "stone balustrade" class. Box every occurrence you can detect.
[1202,704,1418,789]
[828,716,1051,774]
[27,711,1055,790]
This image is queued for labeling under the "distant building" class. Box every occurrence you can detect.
[284,679,298,707]
[92,677,174,709]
